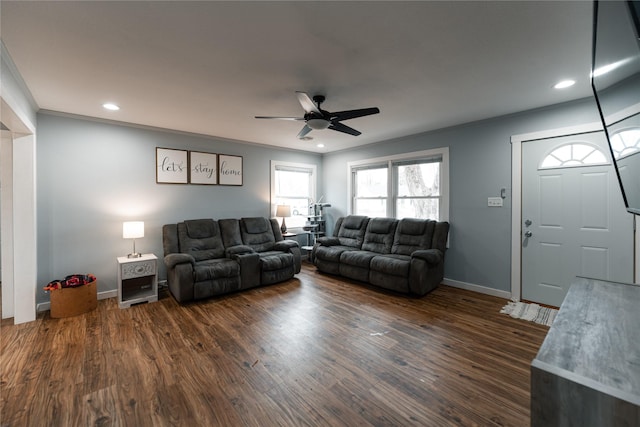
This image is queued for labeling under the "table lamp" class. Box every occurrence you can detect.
[123,221,144,258]
[275,205,291,234]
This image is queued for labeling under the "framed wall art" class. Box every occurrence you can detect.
[219,154,243,186]
[156,148,188,184]
[189,151,218,185]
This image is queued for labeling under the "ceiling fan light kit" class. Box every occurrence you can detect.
[307,118,330,130]
[255,91,380,140]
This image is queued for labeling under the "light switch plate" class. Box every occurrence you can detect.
[488,197,503,207]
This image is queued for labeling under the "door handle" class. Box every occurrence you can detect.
[524,231,533,238]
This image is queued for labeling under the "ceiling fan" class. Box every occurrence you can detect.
[255,91,380,139]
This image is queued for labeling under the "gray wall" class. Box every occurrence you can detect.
[322,98,603,292]
[36,113,322,303]
[36,96,606,304]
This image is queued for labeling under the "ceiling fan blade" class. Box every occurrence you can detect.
[331,107,380,122]
[329,122,361,136]
[297,125,313,139]
[296,91,321,115]
[255,116,304,121]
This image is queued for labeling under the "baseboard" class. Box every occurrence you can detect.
[36,289,117,313]
[442,278,511,300]
[34,281,509,312]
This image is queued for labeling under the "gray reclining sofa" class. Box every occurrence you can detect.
[312,215,449,295]
[162,217,301,303]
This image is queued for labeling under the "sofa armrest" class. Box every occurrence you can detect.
[272,240,301,274]
[273,240,299,251]
[225,245,255,257]
[316,236,340,246]
[165,259,196,303]
[409,249,445,296]
[411,249,443,265]
[164,253,195,269]
[232,252,261,289]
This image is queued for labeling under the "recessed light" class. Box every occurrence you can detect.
[554,80,576,89]
[102,103,120,111]
[317,143,325,148]
[592,58,630,77]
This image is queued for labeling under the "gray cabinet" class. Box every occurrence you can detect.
[531,277,640,426]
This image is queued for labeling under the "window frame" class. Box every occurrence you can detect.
[352,163,389,218]
[347,148,449,221]
[539,142,610,170]
[270,160,317,230]
[610,127,640,160]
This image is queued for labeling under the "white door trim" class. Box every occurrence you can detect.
[509,121,633,301]
[0,96,37,324]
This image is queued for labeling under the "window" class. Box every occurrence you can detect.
[610,128,640,160]
[353,165,388,217]
[349,148,449,221]
[271,161,317,229]
[395,159,441,219]
[540,143,608,169]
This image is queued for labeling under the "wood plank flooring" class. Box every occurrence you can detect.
[1,263,548,426]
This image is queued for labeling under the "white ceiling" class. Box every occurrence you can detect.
[1,1,595,153]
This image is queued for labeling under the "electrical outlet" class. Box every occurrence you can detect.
[488,197,503,207]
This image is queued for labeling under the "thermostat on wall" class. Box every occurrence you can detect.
[488,197,503,207]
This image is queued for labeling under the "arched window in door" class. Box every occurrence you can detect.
[610,128,640,160]
[539,142,609,169]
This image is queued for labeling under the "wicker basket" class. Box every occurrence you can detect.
[50,280,98,318]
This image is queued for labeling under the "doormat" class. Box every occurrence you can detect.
[500,301,558,326]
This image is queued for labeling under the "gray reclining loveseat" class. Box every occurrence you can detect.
[162,217,301,303]
[312,215,449,295]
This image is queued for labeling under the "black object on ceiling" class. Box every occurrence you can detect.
[255,91,380,139]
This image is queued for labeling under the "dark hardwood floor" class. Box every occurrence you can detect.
[1,263,548,426]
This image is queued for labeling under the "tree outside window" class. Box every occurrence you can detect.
[350,149,448,221]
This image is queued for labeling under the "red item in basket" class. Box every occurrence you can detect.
[44,274,96,291]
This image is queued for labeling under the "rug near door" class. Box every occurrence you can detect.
[500,301,557,327]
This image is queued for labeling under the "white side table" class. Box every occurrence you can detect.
[116,253,158,309]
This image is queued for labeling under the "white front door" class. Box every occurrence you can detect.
[521,131,634,307]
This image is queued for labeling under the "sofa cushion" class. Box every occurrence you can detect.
[244,217,270,234]
[391,218,435,255]
[185,219,216,239]
[219,218,243,247]
[337,215,369,248]
[178,220,225,261]
[240,217,276,252]
[362,217,397,254]
[260,252,294,272]
[193,258,240,281]
[370,254,411,277]
[315,245,357,263]
[340,250,378,268]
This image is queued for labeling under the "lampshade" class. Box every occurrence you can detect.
[123,221,144,239]
[307,118,330,130]
[275,205,291,218]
